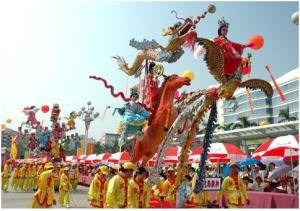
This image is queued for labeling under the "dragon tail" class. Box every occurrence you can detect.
[89,76,131,102]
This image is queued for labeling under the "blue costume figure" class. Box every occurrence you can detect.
[39,127,50,150]
[117,87,149,151]
[176,175,192,208]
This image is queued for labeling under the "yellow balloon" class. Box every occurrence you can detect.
[6,118,12,124]
[182,70,195,80]
[259,121,268,126]
[1,124,6,130]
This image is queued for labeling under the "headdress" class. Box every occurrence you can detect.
[218,17,229,28]
[130,85,139,98]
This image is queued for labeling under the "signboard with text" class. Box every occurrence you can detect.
[202,177,222,191]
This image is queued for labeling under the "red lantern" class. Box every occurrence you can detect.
[41,105,49,113]
[248,35,264,50]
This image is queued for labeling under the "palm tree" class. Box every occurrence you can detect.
[232,116,257,129]
[217,123,234,131]
[278,107,297,123]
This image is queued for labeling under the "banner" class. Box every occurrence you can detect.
[202,177,222,191]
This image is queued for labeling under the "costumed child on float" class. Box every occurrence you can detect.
[23,106,40,127]
[115,86,150,152]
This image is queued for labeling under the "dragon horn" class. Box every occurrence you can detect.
[193,4,216,25]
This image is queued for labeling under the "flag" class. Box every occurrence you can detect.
[10,135,17,160]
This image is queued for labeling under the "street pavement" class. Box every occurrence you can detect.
[1,185,90,208]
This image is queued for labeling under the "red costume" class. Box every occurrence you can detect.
[214,36,245,77]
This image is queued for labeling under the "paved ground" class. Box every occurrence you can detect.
[1,185,90,208]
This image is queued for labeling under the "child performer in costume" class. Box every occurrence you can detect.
[88,166,109,208]
[105,162,136,208]
[128,167,151,208]
[214,17,253,79]
[1,160,11,192]
[117,87,149,150]
[32,162,57,208]
[58,167,72,208]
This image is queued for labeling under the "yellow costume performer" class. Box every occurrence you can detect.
[70,164,79,190]
[88,166,109,208]
[106,162,135,208]
[190,173,211,207]
[34,164,44,190]
[128,167,151,208]
[2,160,11,192]
[18,164,27,191]
[32,162,56,208]
[23,163,32,192]
[217,163,249,208]
[12,164,20,190]
[58,167,72,208]
[161,168,176,202]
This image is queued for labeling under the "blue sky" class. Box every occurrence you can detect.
[0,0,298,140]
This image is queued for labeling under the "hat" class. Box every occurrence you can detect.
[242,176,253,183]
[63,167,69,171]
[229,162,239,168]
[122,162,136,170]
[98,166,109,175]
[167,167,175,172]
[44,162,54,170]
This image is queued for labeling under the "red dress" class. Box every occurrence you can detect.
[214,36,245,77]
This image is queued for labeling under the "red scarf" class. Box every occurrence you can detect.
[134,178,144,208]
[96,175,106,208]
[230,174,242,206]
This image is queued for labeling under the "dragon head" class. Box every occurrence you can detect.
[162,5,216,37]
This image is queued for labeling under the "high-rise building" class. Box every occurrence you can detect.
[221,68,299,126]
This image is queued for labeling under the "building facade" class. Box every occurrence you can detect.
[221,68,299,126]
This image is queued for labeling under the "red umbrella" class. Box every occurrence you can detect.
[107,152,131,164]
[252,135,299,160]
[94,153,112,163]
[189,143,246,163]
[164,146,183,164]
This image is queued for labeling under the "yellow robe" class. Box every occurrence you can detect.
[128,178,151,208]
[18,166,26,191]
[105,174,129,208]
[88,173,108,208]
[190,173,211,207]
[32,170,55,208]
[34,165,44,189]
[70,167,79,190]
[161,178,176,202]
[2,164,10,192]
[152,178,165,199]
[59,172,71,208]
[217,175,248,208]
[12,167,20,190]
[23,166,31,191]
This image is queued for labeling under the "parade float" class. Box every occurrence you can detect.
[89,4,274,204]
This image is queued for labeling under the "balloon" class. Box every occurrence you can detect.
[5,118,12,124]
[1,124,6,130]
[182,70,195,80]
[41,105,49,113]
[248,35,264,50]
[174,90,180,99]
[242,66,251,75]
[291,11,299,25]
[194,45,206,59]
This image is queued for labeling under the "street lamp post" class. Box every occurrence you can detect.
[77,101,99,155]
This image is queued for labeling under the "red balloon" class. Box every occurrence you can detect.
[242,66,251,75]
[248,35,264,50]
[41,105,49,113]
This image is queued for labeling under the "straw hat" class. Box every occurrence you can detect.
[122,162,136,170]
[98,166,109,175]
[44,162,54,170]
